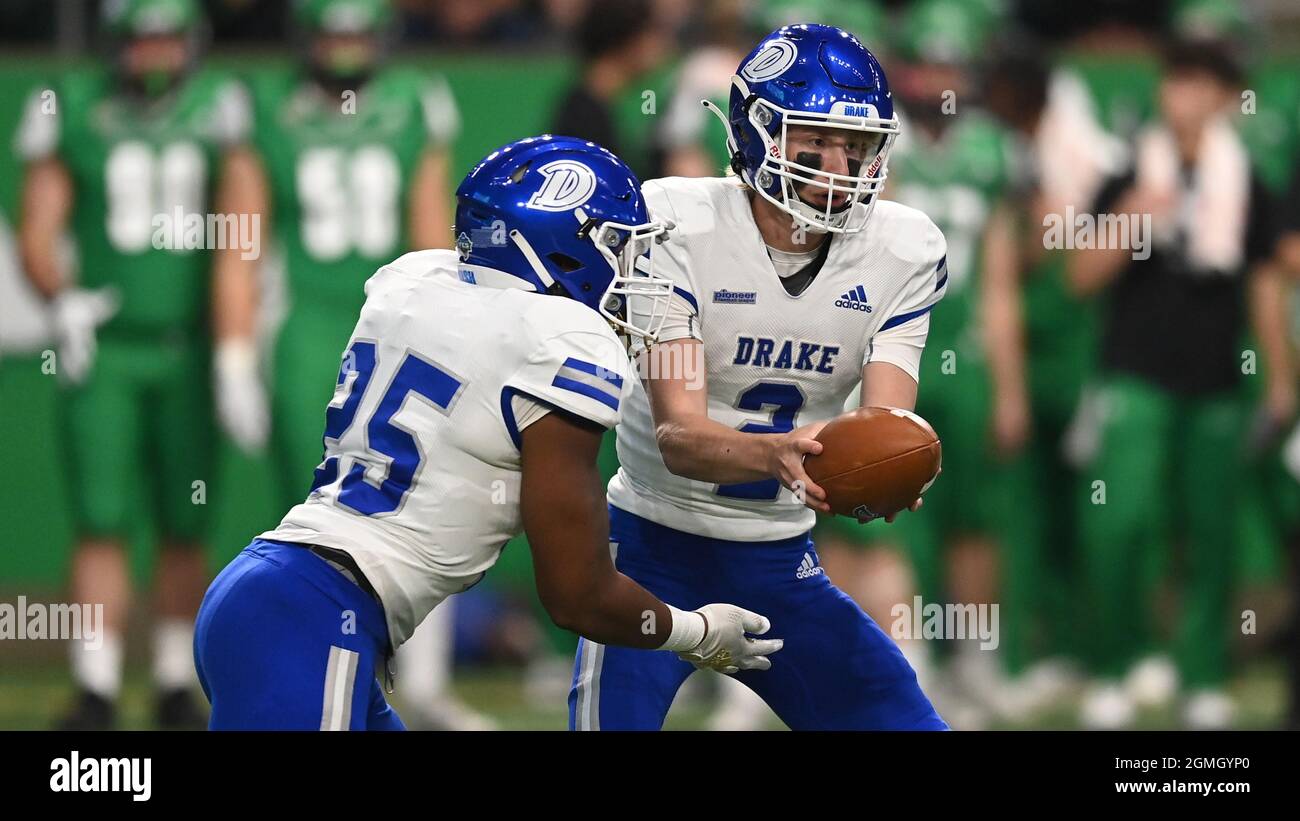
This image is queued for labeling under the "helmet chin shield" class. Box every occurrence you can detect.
[730,77,898,234]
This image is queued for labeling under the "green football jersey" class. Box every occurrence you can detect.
[251,67,458,310]
[887,111,1015,357]
[15,68,250,337]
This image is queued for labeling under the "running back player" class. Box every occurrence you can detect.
[193,137,782,730]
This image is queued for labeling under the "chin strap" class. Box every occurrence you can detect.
[508,229,556,289]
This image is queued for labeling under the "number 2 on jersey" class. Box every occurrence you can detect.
[310,340,466,515]
[715,381,805,501]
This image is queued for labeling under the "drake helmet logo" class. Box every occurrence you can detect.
[742,39,798,82]
[526,160,597,212]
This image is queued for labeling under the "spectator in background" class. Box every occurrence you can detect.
[549,0,668,167]
[981,41,1094,721]
[1067,38,1289,730]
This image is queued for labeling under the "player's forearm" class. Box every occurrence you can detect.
[655,414,779,484]
[19,160,72,298]
[981,205,1029,398]
[213,255,259,340]
[549,573,678,650]
[212,147,266,341]
[1250,264,1295,390]
[409,147,451,251]
[20,242,63,299]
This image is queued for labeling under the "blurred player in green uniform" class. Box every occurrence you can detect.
[15,0,251,728]
[209,0,482,728]
[979,44,1107,717]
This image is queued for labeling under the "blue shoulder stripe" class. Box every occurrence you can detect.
[551,357,622,411]
[559,357,623,388]
[551,375,620,411]
[879,303,935,332]
[674,285,699,314]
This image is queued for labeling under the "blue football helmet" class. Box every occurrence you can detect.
[704,23,900,233]
[454,135,674,341]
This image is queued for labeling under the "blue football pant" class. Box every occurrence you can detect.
[569,506,947,730]
[194,539,405,731]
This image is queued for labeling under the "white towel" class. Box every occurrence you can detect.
[1133,116,1250,271]
[1035,69,1129,210]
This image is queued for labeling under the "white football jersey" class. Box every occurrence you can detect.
[264,249,631,647]
[608,176,947,541]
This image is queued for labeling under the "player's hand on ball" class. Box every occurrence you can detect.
[879,466,940,523]
[769,421,830,512]
[881,496,923,524]
[678,603,783,675]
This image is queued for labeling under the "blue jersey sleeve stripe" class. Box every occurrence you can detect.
[879,303,935,332]
[500,387,566,449]
[559,356,623,388]
[551,375,621,411]
[500,387,526,449]
[674,285,699,314]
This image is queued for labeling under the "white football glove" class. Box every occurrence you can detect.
[51,287,120,385]
[215,337,269,453]
[661,603,783,675]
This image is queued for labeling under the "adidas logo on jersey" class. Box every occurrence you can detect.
[796,552,824,579]
[834,286,873,312]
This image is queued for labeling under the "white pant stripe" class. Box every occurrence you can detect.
[575,638,607,731]
[321,646,360,731]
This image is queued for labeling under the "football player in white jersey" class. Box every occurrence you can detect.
[193,136,783,730]
[569,25,949,730]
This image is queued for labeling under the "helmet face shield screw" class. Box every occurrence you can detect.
[754,105,772,127]
[757,170,773,188]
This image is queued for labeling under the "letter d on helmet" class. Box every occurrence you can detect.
[454,136,675,342]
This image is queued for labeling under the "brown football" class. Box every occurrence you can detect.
[803,407,942,522]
